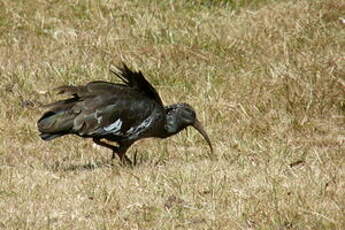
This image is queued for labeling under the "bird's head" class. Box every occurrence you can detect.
[165,103,213,154]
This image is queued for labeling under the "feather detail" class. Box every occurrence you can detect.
[55,85,83,96]
[37,63,165,145]
[110,63,163,106]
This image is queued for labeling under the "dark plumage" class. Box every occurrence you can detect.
[37,63,213,164]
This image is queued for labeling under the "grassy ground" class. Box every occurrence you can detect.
[1,0,345,229]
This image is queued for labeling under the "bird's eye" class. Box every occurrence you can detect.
[181,108,195,121]
[187,108,196,118]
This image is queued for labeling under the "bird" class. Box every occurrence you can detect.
[37,63,213,165]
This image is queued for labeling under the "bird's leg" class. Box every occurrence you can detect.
[93,138,119,152]
[93,138,119,162]
[117,144,132,165]
[92,138,132,166]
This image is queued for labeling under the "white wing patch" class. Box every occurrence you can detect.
[104,119,122,133]
[95,110,103,124]
[126,115,154,139]
[99,114,155,138]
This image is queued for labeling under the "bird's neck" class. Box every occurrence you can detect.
[160,105,185,138]
[164,114,179,136]
[150,105,186,139]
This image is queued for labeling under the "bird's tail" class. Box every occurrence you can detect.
[37,110,75,141]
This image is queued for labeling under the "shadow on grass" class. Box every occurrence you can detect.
[44,156,156,172]
[45,160,116,172]
[44,150,170,172]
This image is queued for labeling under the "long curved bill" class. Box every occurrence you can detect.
[192,119,214,158]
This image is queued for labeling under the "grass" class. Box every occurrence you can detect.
[0,0,345,229]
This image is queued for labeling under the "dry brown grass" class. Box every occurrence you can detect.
[1,0,345,229]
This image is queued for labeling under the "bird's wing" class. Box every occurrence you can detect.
[72,93,158,139]
[44,81,133,109]
[51,63,164,106]
[39,64,163,140]
[110,63,164,106]
[39,81,160,139]
[54,81,125,98]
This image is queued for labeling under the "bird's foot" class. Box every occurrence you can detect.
[120,155,133,167]
[111,151,133,167]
